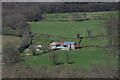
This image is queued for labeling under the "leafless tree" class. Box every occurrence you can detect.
[42,12,46,21]
[49,52,58,65]
[65,52,69,64]
[83,11,86,18]
[86,28,92,37]
[54,13,59,20]
[100,12,118,61]
[76,32,81,45]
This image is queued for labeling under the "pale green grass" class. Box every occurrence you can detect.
[20,47,117,68]
[30,20,104,38]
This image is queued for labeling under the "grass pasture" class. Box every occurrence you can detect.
[22,11,118,68]
[21,48,117,68]
[30,20,104,38]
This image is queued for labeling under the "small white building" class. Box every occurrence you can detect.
[50,42,60,49]
[37,45,41,48]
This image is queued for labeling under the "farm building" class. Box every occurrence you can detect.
[62,42,76,50]
[50,42,60,49]
[74,45,80,49]
[37,45,41,48]
[58,42,64,47]
[50,42,80,50]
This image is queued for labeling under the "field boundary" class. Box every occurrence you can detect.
[32,32,106,40]
[81,45,118,49]
[43,19,90,22]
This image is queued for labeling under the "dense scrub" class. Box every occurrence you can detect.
[2,64,117,78]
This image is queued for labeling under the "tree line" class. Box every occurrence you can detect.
[2,2,118,35]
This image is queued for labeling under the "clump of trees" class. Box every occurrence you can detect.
[3,13,28,36]
[21,6,43,22]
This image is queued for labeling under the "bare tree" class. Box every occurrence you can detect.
[42,12,46,21]
[86,28,92,37]
[49,52,58,65]
[65,52,69,64]
[103,16,118,46]
[76,32,81,45]
[54,13,59,20]
[83,11,86,18]
[3,13,28,36]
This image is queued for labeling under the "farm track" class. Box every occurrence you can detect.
[32,32,106,40]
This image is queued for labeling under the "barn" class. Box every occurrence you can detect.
[62,42,76,50]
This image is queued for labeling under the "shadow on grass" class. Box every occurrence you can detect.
[56,62,74,65]
[68,62,74,64]
[56,62,64,65]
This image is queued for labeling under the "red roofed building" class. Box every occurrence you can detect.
[74,45,79,47]
[74,45,80,49]
[58,42,64,45]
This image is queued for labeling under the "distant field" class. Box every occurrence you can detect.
[44,11,118,20]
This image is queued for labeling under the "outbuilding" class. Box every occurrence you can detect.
[50,42,60,49]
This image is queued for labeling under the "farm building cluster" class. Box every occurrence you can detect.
[50,42,80,50]
[24,42,80,55]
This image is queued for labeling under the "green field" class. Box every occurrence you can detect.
[21,48,116,68]
[30,20,104,38]
[44,11,118,20]
[21,11,118,68]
